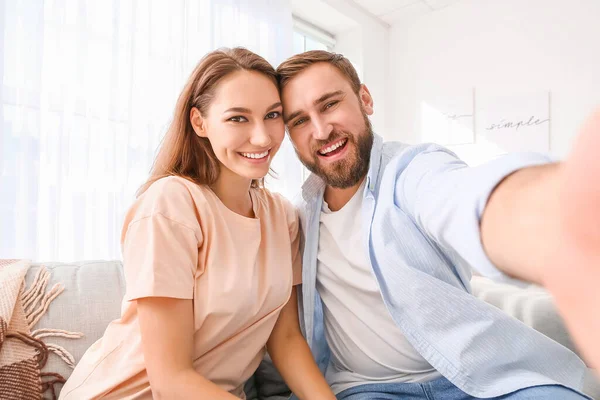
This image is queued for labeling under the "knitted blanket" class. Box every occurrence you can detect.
[0,260,82,400]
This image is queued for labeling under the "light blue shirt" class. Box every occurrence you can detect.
[295,134,587,397]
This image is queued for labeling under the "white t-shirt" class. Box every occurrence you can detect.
[317,181,441,394]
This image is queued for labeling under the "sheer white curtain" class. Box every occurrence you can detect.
[0,0,302,262]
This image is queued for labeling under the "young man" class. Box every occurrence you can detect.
[276,50,598,399]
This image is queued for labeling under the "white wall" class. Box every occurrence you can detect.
[388,0,600,158]
[334,28,363,79]
[362,25,389,135]
[334,22,389,135]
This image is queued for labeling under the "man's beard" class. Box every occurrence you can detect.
[297,113,374,189]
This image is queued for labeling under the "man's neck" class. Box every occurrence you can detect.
[324,176,366,212]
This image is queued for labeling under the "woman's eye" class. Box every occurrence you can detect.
[228,116,248,123]
[265,111,281,120]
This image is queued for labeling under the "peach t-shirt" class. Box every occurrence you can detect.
[60,176,302,399]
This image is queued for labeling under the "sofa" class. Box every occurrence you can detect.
[24,260,600,399]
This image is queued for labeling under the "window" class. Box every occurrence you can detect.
[293,16,335,53]
[294,31,331,53]
[1,0,296,261]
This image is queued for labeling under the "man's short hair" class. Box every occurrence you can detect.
[277,50,362,95]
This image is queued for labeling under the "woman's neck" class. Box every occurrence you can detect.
[210,167,255,218]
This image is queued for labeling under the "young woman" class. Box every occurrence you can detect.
[60,48,334,400]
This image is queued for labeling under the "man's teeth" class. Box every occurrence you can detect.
[319,139,346,155]
[241,150,269,159]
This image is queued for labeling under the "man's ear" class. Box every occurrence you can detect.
[190,107,208,137]
[359,84,374,115]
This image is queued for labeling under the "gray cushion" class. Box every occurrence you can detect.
[26,261,125,383]
[252,353,291,399]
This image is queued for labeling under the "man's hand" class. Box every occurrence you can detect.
[544,109,600,369]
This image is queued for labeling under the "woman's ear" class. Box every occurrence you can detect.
[359,84,374,115]
[190,107,208,137]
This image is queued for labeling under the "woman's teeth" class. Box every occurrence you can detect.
[241,150,269,159]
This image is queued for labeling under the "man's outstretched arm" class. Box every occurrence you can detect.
[480,162,562,284]
[481,109,600,369]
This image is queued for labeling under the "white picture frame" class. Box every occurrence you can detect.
[475,90,551,153]
[418,87,475,146]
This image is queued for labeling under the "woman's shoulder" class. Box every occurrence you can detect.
[126,176,211,227]
[142,175,210,204]
[145,175,208,196]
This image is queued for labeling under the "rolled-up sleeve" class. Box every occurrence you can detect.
[395,144,552,282]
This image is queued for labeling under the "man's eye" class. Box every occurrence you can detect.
[228,116,248,122]
[293,118,307,127]
[324,101,338,110]
[265,111,281,120]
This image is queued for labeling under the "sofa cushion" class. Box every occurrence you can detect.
[25,261,599,399]
[26,261,125,383]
